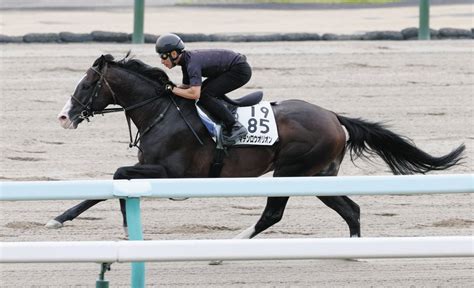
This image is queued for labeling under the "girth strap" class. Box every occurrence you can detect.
[208,147,227,177]
[208,126,228,178]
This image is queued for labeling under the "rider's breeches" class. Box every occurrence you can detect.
[198,62,251,129]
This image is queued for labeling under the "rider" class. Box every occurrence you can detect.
[155,33,250,145]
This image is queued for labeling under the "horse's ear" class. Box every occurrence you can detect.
[92,55,106,68]
[121,50,134,63]
[93,54,114,68]
[104,54,114,62]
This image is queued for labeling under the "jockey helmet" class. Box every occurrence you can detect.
[155,33,185,54]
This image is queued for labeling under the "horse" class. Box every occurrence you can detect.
[52,53,465,244]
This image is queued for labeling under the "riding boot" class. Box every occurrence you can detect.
[198,96,248,145]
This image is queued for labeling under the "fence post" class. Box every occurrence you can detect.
[419,0,430,40]
[126,198,145,288]
[132,0,145,44]
[95,263,111,288]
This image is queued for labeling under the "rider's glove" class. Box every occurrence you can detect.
[165,81,176,92]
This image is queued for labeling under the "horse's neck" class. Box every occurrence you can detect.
[109,67,199,134]
[125,94,171,131]
[111,70,168,130]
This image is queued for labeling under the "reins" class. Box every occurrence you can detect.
[73,62,204,150]
[168,93,204,146]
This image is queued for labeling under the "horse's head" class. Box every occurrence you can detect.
[58,53,171,129]
[58,54,117,129]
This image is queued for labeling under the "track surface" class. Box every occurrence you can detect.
[0,41,473,287]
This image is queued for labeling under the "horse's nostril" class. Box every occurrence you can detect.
[59,115,67,120]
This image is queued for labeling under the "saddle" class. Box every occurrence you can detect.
[196,91,264,140]
[221,91,263,107]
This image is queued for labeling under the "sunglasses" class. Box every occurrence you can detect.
[160,53,170,60]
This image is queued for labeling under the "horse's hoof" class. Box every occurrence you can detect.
[209,260,223,265]
[45,219,63,229]
[343,258,363,262]
[168,198,189,201]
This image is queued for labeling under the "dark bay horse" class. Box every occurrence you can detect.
[52,54,465,242]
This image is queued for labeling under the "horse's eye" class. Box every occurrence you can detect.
[82,83,91,90]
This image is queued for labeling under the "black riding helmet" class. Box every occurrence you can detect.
[155,33,185,54]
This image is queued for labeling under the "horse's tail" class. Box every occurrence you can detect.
[336,115,465,175]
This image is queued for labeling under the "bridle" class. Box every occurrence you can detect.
[70,62,204,148]
[71,64,122,122]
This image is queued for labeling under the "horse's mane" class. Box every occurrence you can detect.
[93,53,170,85]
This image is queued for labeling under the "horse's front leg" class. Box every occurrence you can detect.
[113,164,169,236]
[45,164,168,232]
[45,199,105,228]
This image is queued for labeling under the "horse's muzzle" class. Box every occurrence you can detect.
[57,113,77,129]
[58,98,78,129]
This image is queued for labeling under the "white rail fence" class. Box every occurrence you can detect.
[1,174,473,200]
[1,174,473,286]
[2,237,473,264]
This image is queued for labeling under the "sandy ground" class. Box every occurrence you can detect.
[1,3,473,36]
[0,40,473,287]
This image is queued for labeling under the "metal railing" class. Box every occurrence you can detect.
[1,174,472,287]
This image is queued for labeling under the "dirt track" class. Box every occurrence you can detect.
[0,41,473,287]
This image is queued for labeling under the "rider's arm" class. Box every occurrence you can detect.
[171,85,201,100]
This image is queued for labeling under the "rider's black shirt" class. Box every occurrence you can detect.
[178,49,246,86]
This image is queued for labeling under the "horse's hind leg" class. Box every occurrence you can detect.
[342,196,360,235]
[236,196,290,239]
[315,160,361,238]
[209,196,289,265]
[318,196,360,237]
[45,199,105,228]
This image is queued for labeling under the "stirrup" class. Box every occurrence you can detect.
[221,125,248,146]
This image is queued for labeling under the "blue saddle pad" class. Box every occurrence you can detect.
[195,103,219,139]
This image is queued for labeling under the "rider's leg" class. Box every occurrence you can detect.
[198,95,236,128]
[198,95,247,145]
[200,63,252,143]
